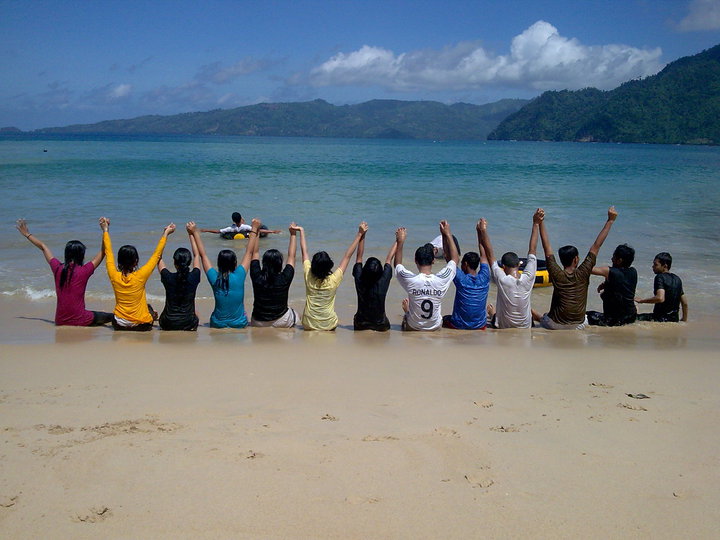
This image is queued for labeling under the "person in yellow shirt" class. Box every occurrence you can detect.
[299,222,366,331]
[100,217,175,331]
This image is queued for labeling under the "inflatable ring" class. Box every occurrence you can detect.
[233,233,246,240]
[518,257,552,288]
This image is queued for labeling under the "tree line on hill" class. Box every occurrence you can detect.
[24,99,528,141]
[488,44,720,145]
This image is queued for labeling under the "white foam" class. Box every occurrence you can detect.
[2,287,56,300]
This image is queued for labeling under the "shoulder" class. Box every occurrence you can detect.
[395,264,413,279]
[49,258,61,271]
[282,264,295,278]
[437,260,457,279]
[353,262,362,278]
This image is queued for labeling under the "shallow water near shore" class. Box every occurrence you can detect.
[1,135,719,341]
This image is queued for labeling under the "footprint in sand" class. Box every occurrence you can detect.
[245,450,265,459]
[361,435,399,442]
[433,427,460,438]
[34,424,75,435]
[618,402,648,412]
[73,506,111,523]
[474,400,494,408]
[321,414,339,421]
[345,496,380,504]
[490,424,524,432]
[1,495,19,508]
[464,473,494,489]
[590,383,614,389]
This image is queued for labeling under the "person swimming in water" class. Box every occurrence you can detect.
[200,212,281,239]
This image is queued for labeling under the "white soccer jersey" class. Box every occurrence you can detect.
[395,261,456,330]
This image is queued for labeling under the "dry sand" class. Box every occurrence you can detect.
[1,296,719,539]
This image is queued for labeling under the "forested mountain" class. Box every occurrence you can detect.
[32,99,528,140]
[488,44,720,145]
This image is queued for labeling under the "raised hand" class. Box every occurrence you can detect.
[396,227,407,243]
[608,206,618,221]
[164,223,176,236]
[16,219,29,237]
[476,218,487,232]
[186,221,196,234]
[533,208,544,224]
[358,221,368,235]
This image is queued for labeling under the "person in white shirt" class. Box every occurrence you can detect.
[395,221,458,331]
[479,209,543,329]
[200,212,280,238]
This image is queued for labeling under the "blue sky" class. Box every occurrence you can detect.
[1,0,719,130]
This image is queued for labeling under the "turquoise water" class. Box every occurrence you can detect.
[2,135,719,318]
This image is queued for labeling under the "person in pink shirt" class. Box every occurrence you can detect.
[16,219,113,326]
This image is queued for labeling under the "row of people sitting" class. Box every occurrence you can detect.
[15,207,687,332]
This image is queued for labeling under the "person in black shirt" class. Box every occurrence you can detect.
[156,223,202,331]
[587,243,637,326]
[352,225,400,331]
[636,252,688,322]
[249,221,300,327]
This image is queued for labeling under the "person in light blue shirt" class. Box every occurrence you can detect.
[189,218,261,328]
[443,221,491,330]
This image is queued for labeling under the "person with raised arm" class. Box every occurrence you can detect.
[200,212,281,238]
[101,217,174,331]
[395,220,458,331]
[532,206,618,330]
[156,223,203,331]
[249,222,301,328]
[481,209,543,329]
[189,218,261,328]
[352,224,398,331]
[300,222,366,331]
[586,243,637,326]
[16,219,112,326]
[443,220,491,330]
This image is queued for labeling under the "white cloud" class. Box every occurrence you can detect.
[109,84,132,99]
[678,0,720,31]
[309,21,663,92]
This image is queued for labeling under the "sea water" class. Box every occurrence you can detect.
[1,135,719,320]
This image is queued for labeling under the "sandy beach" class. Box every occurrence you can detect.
[1,293,719,539]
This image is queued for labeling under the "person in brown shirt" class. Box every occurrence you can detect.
[532,206,618,329]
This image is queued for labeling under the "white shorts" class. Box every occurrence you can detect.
[250,308,298,328]
[539,314,588,330]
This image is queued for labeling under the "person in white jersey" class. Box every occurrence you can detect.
[395,220,458,331]
[479,209,543,329]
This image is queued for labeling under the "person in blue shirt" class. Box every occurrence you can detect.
[443,220,491,330]
[189,218,261,328]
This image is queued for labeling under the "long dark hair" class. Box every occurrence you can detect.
[117,245,139,275]
[173,247,192,290]
[310,251,333,280]
[359,257,383,287]
[215,249,237,295]
[261,249,283,283]
[59,240,86,289]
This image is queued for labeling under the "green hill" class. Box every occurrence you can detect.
[488,44,720,145]
[34,98,528,140]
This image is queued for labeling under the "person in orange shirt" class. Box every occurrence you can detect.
[101,217,175,331]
